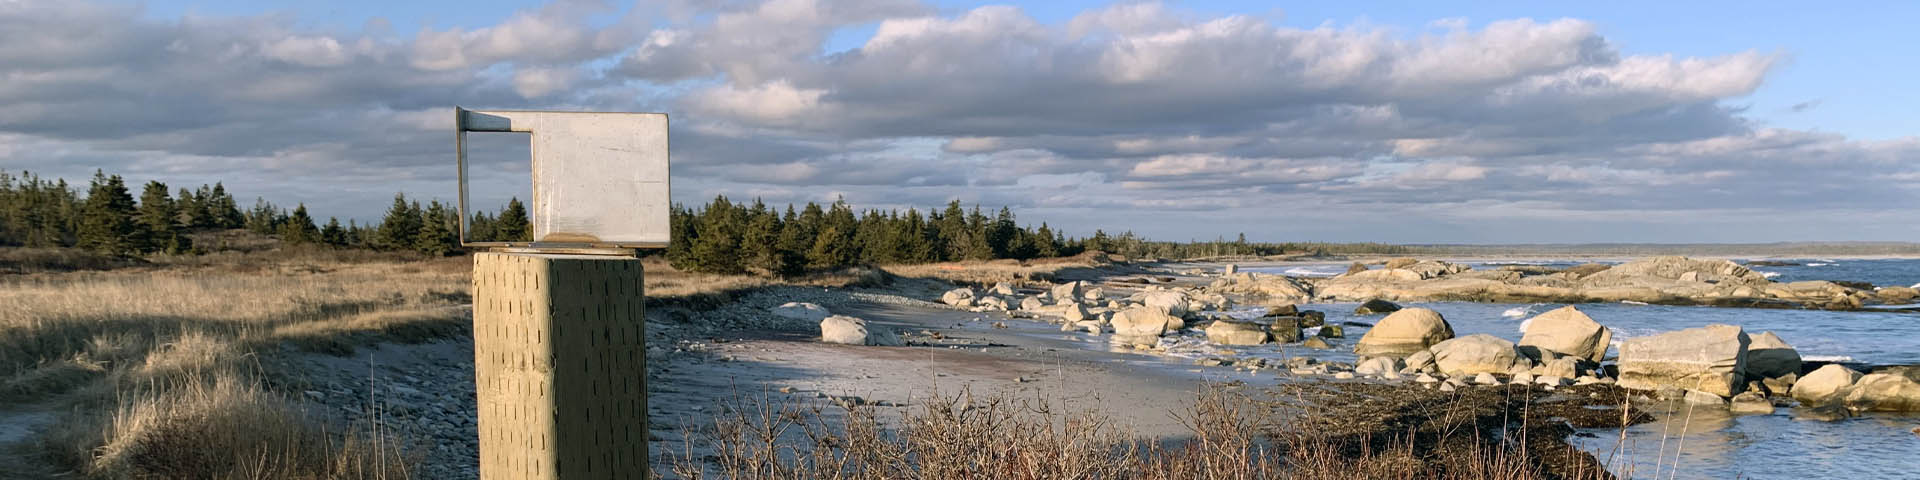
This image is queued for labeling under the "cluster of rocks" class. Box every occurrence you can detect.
[797,277,1236,349]
[1332,304,1920,419]
[1293,256,1907,310]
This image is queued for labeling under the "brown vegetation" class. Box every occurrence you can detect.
[0,248,467,479]
[666,383,1644,480]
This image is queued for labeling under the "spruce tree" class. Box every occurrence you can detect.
[896,208,937,263]
[740,200,788,275]
[807,198,858,268]
[688,195,743,274]
[244,198,279,234]
[665,203,699,269]
[321,217,347,246]
[415,201,457,256]
[213,183,244,228]
[495,197,530,242]
[280,204,321,244]
[174,187,200,231]
[936,200,968,261]
[1033,223,1061,258]
[76,171,139,255]
[135,181,188,253]
[467,211,496,242]
[377,194,422,251]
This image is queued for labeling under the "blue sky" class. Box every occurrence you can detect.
[5,0,1917,243]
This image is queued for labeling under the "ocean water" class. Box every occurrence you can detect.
[1181,258,1920,478]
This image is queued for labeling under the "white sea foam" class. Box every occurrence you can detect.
[1807,262,1833,267]
[1802,355,1855,363]
[1283,267,1340,277]
[1911,282,1919,289]
[1502,307,1530,318]
[1517,318,1533,334]
[1761,271,1781,278]
[1620,300,1649,305]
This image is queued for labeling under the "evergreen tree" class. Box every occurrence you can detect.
[76,171,139,255]
[807,198,858,268]
[665,203,699,269]
[415,201,457,256]
[935,200,969,261]
[467,211,496,243]
[1086,229,1112,253]
[212,183,244,228]
[376,194,422,251]
[321,217,348,246]
[0,171,80,247]
[244,198,280,234]
[1032,223,1061,258]
[136,181,188,253]
[895,208,938,263]
[174,187,200,230]
[740,200,791,275]
[280,203,321,244]
[688,195,743,274]
[495,197,530,242]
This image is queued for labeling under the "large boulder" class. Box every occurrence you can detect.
[772,302,832,322]
[1353,308,1455,357]
[1051,281,1086,304]
[1207,273,1312,300]
[820,315,901,346]
[1429,334,1520,376]
[1793,364,1863,406]
[1400,260,1469,280]
[977,296,1009,311]
[1581,256,1771,288]
[990,282,1017,296]
[1205,321,1269,345]
[1517,306,1611,363]
[1616,324,1750,397]
[1842,374,1920,412]
[1132,290,1192,318]
[1744,331,1802,380]
[1058,302,1091,323]
[941,288,977,307]
[1340,268,1424,283]
[1354,298,1402,315]
[1019,296,1047,311]
[1876,286,1919,304]
[1110,307,1179,338]
[1266,315,1304,343]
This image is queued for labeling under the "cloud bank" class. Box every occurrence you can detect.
[1,0,1915,242]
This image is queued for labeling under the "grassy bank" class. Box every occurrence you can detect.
[0,248,470,478]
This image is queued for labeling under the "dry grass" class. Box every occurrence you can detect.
[666,385,1625,480]
[879,252,1117,287]
[0,251,469,479]
[639,256,890,306]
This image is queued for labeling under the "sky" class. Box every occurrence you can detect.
[2,0,1917,244]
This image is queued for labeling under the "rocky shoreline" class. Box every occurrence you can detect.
[908,255,1920,419]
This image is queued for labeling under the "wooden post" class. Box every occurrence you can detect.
[473,252,647,479]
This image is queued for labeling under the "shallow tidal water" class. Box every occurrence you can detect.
[1177,258,1920,479]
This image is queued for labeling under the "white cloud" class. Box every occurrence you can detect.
[1,0,1915,243]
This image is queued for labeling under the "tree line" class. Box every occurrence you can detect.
[0,169,529,257]
[4,169,1433,269]
[666,196,1085,275]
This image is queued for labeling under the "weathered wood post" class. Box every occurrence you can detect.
[456,108,669,480]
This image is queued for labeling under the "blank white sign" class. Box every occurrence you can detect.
[458,109,670,247]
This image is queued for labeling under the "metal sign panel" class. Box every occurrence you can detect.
[456,108,670,249]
